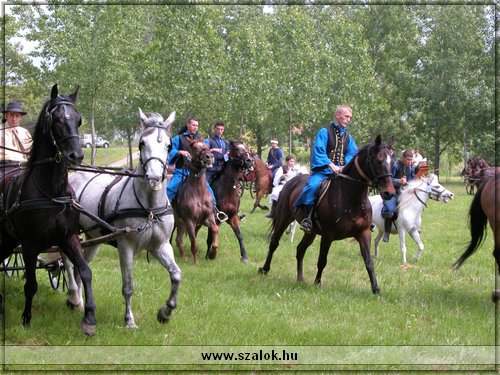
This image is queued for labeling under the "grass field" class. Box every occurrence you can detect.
[1,157,497,371]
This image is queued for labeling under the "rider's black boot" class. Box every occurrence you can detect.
[299,205,314,233]
[383,217,392,242]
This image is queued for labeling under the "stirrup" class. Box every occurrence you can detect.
[300,217,312,233]
[216,210,228,222]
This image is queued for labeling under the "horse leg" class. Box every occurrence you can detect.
[357,231,380,294]
[175,222,188,262]
[296,233,316,282]
[228,216,248,263]
[373,229,383,258]
[150,242,182,323]
[61,235,97,336]
[21,246,38,327]
[116,244,138,329]
[313,236,333,286]
[258,217,291,274]
[409,228,425,262]
[185,222,199,265]
[206,220,219,260]
[398,228,409,267]
[492,242,500,302]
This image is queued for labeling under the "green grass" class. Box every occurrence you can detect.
[2,180,496,372]
[81,147,135,167]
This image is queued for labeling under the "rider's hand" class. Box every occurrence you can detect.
[400,176,408,185]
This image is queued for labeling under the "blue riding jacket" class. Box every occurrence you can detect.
[294,122,358,207]
[166,131,216,205]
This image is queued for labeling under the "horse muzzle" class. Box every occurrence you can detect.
[65,150,84,166]
[380,189,395,201]
[146,176,163,191]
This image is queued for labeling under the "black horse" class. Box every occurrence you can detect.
[208,141,254,263]
[259,135,395,294]
[0,84,97,335]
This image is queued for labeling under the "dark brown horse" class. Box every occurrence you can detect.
[453,169,499,301]
[208,141,254,263]
[0,84,97,335]
[461,157,491,195]
[174,138,218,265]
[259,135,396,294]
[250,156,273,213]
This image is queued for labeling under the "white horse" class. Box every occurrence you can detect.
[64,109,181,328]
[370,174,454,267]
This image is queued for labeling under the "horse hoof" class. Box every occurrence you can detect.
[258,267,268,275]
[66,300,84,311]
[157,305,173,324]
[372,287,381,295]
[241,257,249,264]
[80,322,96,336]
[491,290,500,302]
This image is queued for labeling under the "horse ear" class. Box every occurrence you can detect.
[375,134,382,145]
[51,84,58,99]
[138,108,148,124]
[69,86,79,103]
[163,111,176,136]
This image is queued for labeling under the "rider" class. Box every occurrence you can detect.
[381,149,417,242]
[0,102,32,163]
[294,105,358,232]
[205,121,229,184]
[167,116,226,221]
[266,154,300,219]
[266,139,283,179]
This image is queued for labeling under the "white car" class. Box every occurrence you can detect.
[80,134,110,148]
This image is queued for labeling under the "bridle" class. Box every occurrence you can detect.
[44,97,80,154]
[341,145,392,187]
[189,142,213,176]
[411,179,448,207]
[139,121,169,183]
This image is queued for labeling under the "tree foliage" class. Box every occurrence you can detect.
[5,4,495,170]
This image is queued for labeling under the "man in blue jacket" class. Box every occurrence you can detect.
[266,139,283,179]
[167,116,226,221]
[294,105,358,232]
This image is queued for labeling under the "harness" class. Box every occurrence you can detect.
[326,124,349,166]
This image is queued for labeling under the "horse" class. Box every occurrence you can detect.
[259,135,396,294]
[249,157,273,213]
[174,138,218,265]
[208,141,254,263]
[461,157,491,195]
[0,84,97,335]
[453,169,499,302]
[369,174,454,267]
[64,109,180,329]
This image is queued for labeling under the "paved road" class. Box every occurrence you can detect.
[107,151,140,168]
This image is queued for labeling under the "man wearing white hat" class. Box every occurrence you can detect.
[1,101,32,163]
[266,138,283,179]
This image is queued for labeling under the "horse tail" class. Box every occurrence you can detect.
[453,180,488,269]
[268,175,304,240]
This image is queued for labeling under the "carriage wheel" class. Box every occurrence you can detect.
[249,181,255,199]
[47,260,67,291]
[2,252,25,278]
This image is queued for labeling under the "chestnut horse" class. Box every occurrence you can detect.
[453,169,499,301]
[208,141,254,263]
[174,139,218,265]
[259,136,396,294]
[0,84,96,335]
[461,157,491,195]
[249,157,273,213]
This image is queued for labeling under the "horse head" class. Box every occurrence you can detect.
[358,135,395,200]
[425,174,454,203]
[228,141,254,171]
[138,108,175,191]
[31,84,84,166]
[187,138,214,173]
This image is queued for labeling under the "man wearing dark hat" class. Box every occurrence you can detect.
[1,102,32,163]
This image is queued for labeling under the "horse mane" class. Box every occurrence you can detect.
[397,175,433,211]
[26,98,54,168]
